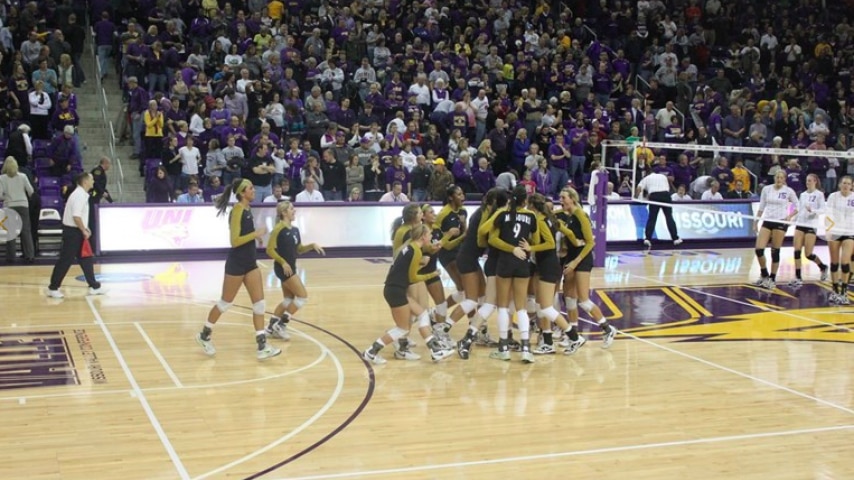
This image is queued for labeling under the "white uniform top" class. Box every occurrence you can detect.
[63,186,90,228]
[795,189,826,229]
[758,184,797,221]
[638,172,671,194]
[825,191,854,236]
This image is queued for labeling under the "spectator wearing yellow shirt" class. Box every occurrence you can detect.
[730,157,751,192]
[268,0,285,21]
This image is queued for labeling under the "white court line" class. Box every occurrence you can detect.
[631,273,854,334]
[275,424,854,480]
[86,297,191,480]
[134,322,183,388]
[0,321,328,401]
[192,310,347,480]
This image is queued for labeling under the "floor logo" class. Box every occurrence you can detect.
[0,208,23,242]
[0,331,79,391]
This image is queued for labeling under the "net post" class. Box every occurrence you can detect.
[591,170,608,268]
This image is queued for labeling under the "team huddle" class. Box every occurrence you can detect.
[362,184,616,365]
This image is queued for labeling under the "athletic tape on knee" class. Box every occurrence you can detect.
[216,299,232,313]
[565,297,578,311]
[579,299,595,313]
[417,311,431,328]
[387,326,408,341]
[460,299,478,315]
[794,250,802,260]
[293,297,307,310]
[538,306,559,322]
[831,263,840,273]
[771,248,780,263]
[755,248,765,260]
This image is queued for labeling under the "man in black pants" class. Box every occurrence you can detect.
[47,172,107,298]
[636,170,682,248]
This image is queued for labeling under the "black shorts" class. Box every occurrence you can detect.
[456,249,483,275]
[565,250,594,273]
[383,284,409,308]
[795,226,817,235]
[830,235,854,243]
[761,220,788,232]
[425,275,441,286]
[438,248,459,268]
[225,257,258,276]
[535,253,563,284]
[496,252,532,279]
[484,250,498,277]
[274,261,297,281]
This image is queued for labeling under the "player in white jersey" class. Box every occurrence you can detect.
[789,173,828,287]
[825,176,854,304]
[753,170,798,289]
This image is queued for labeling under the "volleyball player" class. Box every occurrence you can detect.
[421,204,461,343]
[444,189,508,359]
[433,185,467,300]
[753,170,798,290]
[391,203,424,256]
[826,176,854,304]
[480,185,544,363]
[559,187,616,351]
[527,194,577,355]
[196,179,281,360]
[265,201,326,340]
[789,173,828,287]
[362,225,455,364]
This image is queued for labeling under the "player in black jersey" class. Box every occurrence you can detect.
[196,178,281,360]
[421,204,461,337]
[434,185,467,297]
[526,194,577,355]
[559,187,616,350]
[362,225,455,364]
[391,203,424,257]
[479,185,546,363]
[264,201,326,340]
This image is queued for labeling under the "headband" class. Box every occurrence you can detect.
[236,179,252,195]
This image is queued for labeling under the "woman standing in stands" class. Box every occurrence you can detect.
[143,99,165,158]
[826,176,854,305]
[265,201,325,340]
[479,185,542,363]
[790,173,828,286]
[28,80,51,140]
[0,158,35,263]
[362,224,455,364]
[146,166,174,203]
[196,178,281,360]
[558,187,617,352]
[753,170,798,290]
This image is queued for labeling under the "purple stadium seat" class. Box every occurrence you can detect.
[40,176,61,188]
[41,194,63,210]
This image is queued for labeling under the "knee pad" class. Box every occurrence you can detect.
[387,326,408,341]
[755,248,765,260]
[526,295,538,314]
[281,297,294,308]
[478,303,495,320]
[771,248,780,263]
[460,299,478,314]
[565,297,578,311]
[843,264,851,274]
[293,297,307,310]
[579,299,595,313]
[538,306,559,322]
[794,250,801,260]
[807,254,818,262]
[215,299,232,313]
[831,263,840,273]
[252,300,266,315]
[417,310,431,328]
[451,291,464,303]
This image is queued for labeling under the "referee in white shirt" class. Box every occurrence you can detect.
[636,170,682,247]
[47,173,106,298]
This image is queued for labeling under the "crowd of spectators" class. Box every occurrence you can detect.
[87,0,854,204]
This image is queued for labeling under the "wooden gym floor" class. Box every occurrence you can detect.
[0,247,852,479]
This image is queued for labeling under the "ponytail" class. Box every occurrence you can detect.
[508,184,527,224]
[529,193,556,225]
[391,203,422,240]
[215,178,251,217]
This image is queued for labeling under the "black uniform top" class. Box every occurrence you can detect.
[226,203,257,264]
[267,221,302,268]
[385,242,437,288]
[90,165,109,203]
[479,207,546,255]
[562,206,595,260]
[434,204,467,254]
[457,207,486,257]
[419,224,445,274]
[533,213,559,263]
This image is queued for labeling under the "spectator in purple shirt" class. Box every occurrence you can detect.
[568,119,589,188]
[710,156,734,189]
[472,157,496,194]
[785,158,806,195]
[94,12,115,80]
[385,156,411,195]
[671,154,696,192]
[547,135,571,197]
